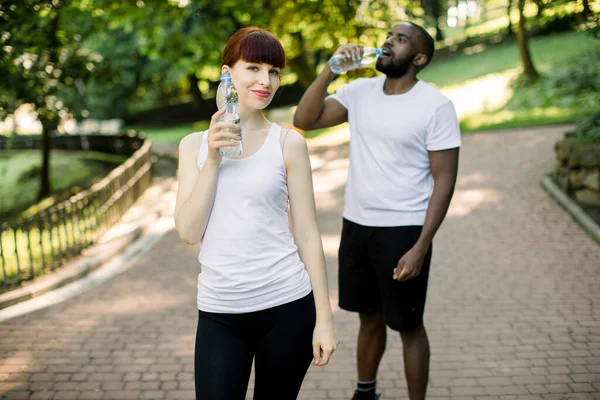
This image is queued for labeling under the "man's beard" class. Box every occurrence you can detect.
[376,54,415,78]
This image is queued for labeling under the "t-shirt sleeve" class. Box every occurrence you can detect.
[328,80,356,110]
[426,100,461,151]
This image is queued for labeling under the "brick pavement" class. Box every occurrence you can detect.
[1,125,599,400]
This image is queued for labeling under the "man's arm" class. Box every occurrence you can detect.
[293,64,348,130]
[394,147,459,281]
[293,44,365,130]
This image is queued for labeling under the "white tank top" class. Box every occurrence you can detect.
[196,123,312,313]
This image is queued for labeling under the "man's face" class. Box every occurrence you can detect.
[376,23,421,78]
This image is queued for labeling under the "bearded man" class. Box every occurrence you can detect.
[293,22,461,400]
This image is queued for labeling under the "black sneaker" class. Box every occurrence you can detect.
[351,391,381,400]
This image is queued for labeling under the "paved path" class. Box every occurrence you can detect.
[1,125,599,400]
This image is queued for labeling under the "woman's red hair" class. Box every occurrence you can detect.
[221,27,285,69]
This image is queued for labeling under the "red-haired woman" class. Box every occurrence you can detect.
[174,27,339,399]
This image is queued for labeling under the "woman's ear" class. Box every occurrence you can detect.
[221,65,231,74]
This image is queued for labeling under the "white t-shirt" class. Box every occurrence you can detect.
[330,75,461,227]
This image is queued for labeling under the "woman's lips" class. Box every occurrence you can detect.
[252,90,270,98]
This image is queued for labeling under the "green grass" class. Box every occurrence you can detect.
[0,150,126,220]
[456,32,600,132]
[460,107,590,132]
[127,121,209,145]
[0,149,123,289]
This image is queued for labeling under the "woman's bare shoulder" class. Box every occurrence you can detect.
[178,130,206,157]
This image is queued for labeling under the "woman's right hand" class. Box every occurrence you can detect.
[206,108,241,165]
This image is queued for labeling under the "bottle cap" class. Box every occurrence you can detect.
[220,72,231,81]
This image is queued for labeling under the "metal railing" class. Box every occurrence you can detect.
[0,133,153,292]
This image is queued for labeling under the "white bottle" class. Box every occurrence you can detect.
[328,47,383,74]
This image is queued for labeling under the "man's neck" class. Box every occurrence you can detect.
[383,75,419,95]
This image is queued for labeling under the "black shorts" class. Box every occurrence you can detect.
[338,218,432,332]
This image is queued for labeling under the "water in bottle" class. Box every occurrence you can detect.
[216,72,243,157]
[216,72,233,111]
[328,47,383,74]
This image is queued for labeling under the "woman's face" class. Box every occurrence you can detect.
[224,60,281,110]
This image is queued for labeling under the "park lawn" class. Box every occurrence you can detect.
[0,150,127,220]
[454,30,599,132]
[426,29,599,132]
[421,30,598,87]
[131,121,209,145]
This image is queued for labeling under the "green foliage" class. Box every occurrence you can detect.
[574,109,600,143]
[127,121,210,144]
[460,36,599,133]
[549,48,599,92]
[0,1,102,125]
[533,12,581,35]
[509,48,599,111]
[1,0,595,129]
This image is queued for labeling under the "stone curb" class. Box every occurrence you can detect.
[541,174,600,245]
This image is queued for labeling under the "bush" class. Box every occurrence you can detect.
[574,109,600,143]
[19,165,41,181]
[533,12,581,36]
[550,49,600,93]
[509,48,600,111]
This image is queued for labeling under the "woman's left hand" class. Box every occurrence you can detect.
[312,319,340,366]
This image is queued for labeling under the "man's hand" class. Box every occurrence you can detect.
[393,245,427,281]
[332,44,364,63]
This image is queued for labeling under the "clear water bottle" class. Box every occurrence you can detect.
[328,47,383,74]
[216,72,234,111]
[216,73,243,157]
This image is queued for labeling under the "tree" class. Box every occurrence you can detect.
[6,0,429,127]
[506,0,515,37]
[0,0,100,199]
[516,0,539,81]
[420,0,444,41]
[581,0,591,16]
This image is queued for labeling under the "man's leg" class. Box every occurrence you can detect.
[357,311,387,381]
[369,225,433,400]
[338,219,383,400]
[399,323,430,400]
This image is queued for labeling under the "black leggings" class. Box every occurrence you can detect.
[194,292,316,400]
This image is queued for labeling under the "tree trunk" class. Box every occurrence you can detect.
[38,123,52,200]
[9,104,18,136]
[431,0,445,41]
[38,1,60,200]
[582,0,591,16]
[533,0,544,17]
[287,55,317,90]
[188,74,203,110]
[287,32,317,90]
[506,0,515,37]
[421,0,445,41]
[517,0,539,80]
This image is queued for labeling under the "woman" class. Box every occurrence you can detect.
[174,26,339,399]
